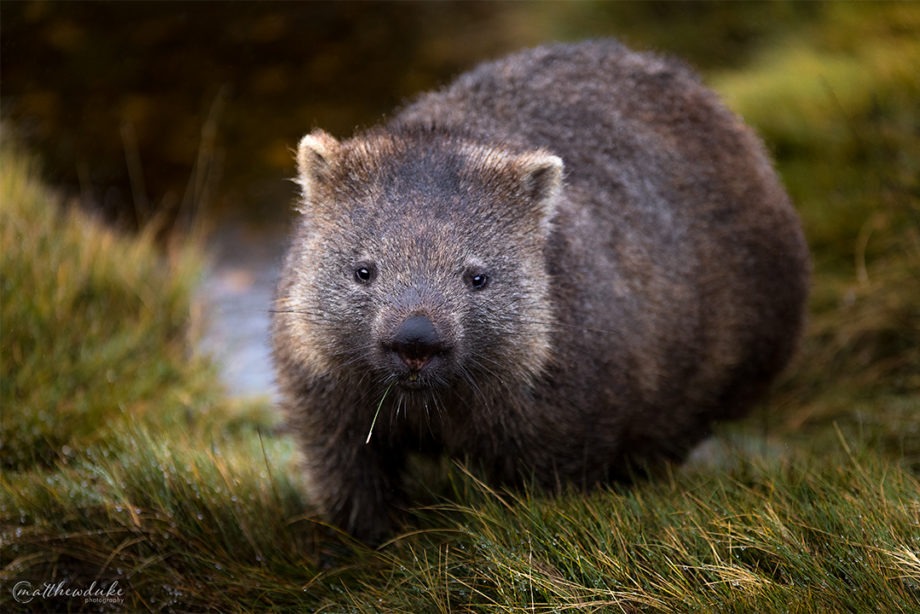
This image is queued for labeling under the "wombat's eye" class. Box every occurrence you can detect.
[353,263,377,284]
[465,271,490,291]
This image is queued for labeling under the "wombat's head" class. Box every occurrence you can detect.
[275,127,562,397]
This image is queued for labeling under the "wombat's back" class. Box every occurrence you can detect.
[397,40,810,427]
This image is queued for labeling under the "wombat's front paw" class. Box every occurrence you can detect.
[326,491,402,546]
[343,511,397,547]
[314,461,404,545]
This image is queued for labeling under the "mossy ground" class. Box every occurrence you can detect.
[2,4,918,611]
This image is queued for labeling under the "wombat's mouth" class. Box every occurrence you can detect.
[389,359,451,391]
[397,373,429,390]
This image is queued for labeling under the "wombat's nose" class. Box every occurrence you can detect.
[387,315,446,372]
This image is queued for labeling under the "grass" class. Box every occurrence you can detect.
[2,4,919,611]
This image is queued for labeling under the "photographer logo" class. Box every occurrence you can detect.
[11,579,125,606]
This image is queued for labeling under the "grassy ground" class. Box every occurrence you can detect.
[2,4,918,612]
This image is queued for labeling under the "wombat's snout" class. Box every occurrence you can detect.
[383,315,450,374]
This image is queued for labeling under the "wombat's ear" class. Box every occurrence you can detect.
[517,151,564,234]
[295,129,339,204]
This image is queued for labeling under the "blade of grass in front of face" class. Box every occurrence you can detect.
[366,382,394,444]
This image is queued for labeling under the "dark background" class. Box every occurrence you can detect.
[1,1,821,234]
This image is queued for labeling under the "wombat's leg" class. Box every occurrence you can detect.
[306,441,405,544]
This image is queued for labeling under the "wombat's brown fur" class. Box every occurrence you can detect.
[272,40,810,543]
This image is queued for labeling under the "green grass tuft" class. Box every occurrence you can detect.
[383,449,919,612]
[0,129,226,470]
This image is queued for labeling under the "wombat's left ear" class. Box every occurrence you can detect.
[295,129,339,206]
[518,151,563,235]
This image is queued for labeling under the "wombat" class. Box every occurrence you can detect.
[272,40,810,543]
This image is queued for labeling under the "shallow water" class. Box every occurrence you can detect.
[197,224,285,399]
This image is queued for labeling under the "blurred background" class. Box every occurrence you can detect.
[2,2,824,231]
[2,1,916,399]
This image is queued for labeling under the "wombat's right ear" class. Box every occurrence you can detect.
[517,152,564,237]
[295,130,339,205]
